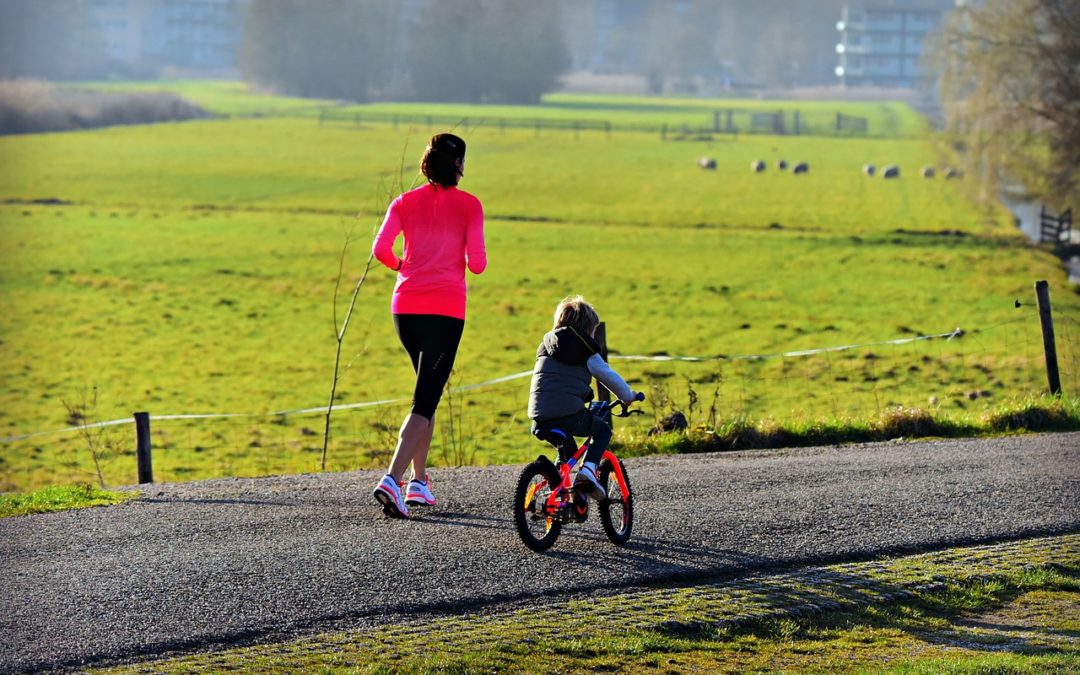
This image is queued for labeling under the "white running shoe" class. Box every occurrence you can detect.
[574,463,607,501]
[405,478,437,507]
[373,474,408,519]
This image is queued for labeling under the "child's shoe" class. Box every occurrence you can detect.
[373,474,409,518]
[405,477,437,506]
[574,463,607,501]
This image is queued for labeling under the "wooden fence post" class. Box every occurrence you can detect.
[1034,280,1063,395]
[134,412,153,484]
[594,321,612,407]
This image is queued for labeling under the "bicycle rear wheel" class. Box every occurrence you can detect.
[598,458,633,546]
[513,461,562,552]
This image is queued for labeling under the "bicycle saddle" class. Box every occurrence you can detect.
[532,426,577,460]
[532,426,568,446]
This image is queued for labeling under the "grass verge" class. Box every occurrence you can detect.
[0,483,135,518]
[95,535,1079,674]
[619,395,1080,457]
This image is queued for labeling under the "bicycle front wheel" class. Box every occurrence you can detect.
[598,458,633,546]
[513,461,562,552]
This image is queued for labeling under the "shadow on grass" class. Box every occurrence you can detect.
[649,562,1079,663]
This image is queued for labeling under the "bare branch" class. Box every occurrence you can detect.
[321,132,414,471]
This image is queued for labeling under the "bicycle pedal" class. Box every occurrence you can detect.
[573,499,589,522]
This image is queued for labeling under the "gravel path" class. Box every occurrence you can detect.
[2,432,1078,673]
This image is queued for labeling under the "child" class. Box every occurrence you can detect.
[527,295,639,499]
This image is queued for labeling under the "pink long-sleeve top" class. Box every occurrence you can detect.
[372,183,487,320]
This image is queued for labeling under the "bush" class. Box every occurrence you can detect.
[0,79,211,135]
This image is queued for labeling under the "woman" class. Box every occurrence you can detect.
[371,133,487,519]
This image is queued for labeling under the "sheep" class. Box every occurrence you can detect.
[921,166,936,178]
[863,163,876,176]
[698,157,716,170]
[944,167,962,179]
[792,162,809,174]
[751,160,766,173]
[882,165,900,179]
[777,159,788,170]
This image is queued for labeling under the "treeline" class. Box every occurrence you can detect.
[240,0,851,103]
[2,0,854,100]
[240,0,568,104]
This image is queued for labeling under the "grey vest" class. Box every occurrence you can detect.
[527,327,598,421]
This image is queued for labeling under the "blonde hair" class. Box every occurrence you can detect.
[552,295,600,336]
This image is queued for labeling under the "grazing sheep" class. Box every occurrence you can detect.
[882,165,900,179]
[792,162,809,174]
[777,159,788,170]
[921,166,936,178]
[698,157,716,170]
[751,160,766,173]
[944,167,962,179]
[863,163,876,176]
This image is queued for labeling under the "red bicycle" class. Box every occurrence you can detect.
[513,393,645,552]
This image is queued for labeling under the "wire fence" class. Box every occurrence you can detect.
[318,109,613,137]
[313,106,874,139]
[2,310,1077,492]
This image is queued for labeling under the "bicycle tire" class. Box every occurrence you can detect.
[598,457,633,546]
[513,461,562,552]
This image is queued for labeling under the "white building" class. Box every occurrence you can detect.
[836,0,958,88]
[81,0,246,72]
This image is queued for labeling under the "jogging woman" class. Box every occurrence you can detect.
[371,133,487,519]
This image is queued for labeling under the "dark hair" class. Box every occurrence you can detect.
[420,133,466,188]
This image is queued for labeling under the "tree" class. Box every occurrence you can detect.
[644,2,718,93]
[407,0,484,102]
[408,0,570,104]
[240,0,393,101]
[931,0,1080,208]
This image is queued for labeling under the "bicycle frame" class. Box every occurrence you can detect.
[526,394,643,519]
[526,440,631,518]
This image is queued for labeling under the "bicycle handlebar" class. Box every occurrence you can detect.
[597,391,646,417]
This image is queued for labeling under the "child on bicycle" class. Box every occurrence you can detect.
[527,295,639,500]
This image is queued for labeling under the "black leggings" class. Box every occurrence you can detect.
[394,314,465,420]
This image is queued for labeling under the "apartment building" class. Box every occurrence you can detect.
[81,0,245,71]
[835,0,958,88]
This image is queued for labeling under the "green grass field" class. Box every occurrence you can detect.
[1,84,1077,491]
